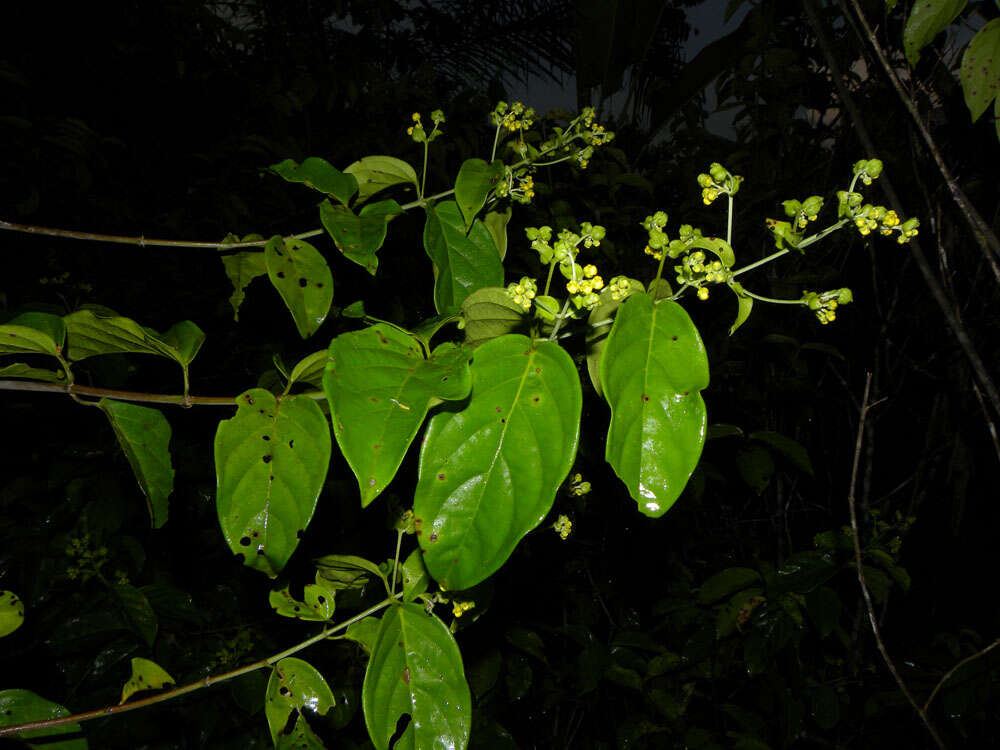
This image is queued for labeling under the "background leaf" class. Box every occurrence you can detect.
[414,335,581,590]
[601,295,709,517]
[0,689,87,749]
[325,324,471,506]
[903,0,966,65]
[960,18,1000,121]
[454,158,504,229]
[0,591,25,637]
[98,399,174,528]
[214,389,331,577]
[265,236,334,339]
[344,155,419,202]
[265,657,335,746]
[119,657,174,704]
[749,430,814,476]
[0,363,65,382]
[423,201,504,314]
[113,583,157,646]
[362,603,471,750]
[320,199,403,275]
[286,349,327,389]
[736,443,776,494]
[270,157,358,205]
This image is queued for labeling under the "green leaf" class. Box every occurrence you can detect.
[400,549,429,603]
[728,281,753,335]
[585,281,644,397]
[160,321,205,367]
[0,363,65,382]
[601,295,709,517]
[215,389,331,577]
[0,689,87,749]
[691,236,735,267]
[423,201,504,314]
[0,312,65,357]
[98,399,174,528]
[736,443,775,494]
[344,616,381,654]
[749,430,813,476]
[113,583,158,646]
[414,335,581,590]
[483,207,512,260]
[454,158,504,229]
[459,287,530,348]
[320,199,403,275]
[265,236,334,339]
[265,657,335,746]
[960,18,1000,121]
[270,157,358,206]
[219,238,268,321]
[0,590,25,637]
[120,657,175,704]
[363,603,471,750]
[708,423,744,440]
[315,554,387,593]
[324,325,472,506]
[699,568,761,604]
[344,155,419,203]
[63,308,204,369]
[286,349,328,389]
[903,0,966,65]
[268,581,336,621]
[411,313,460,350]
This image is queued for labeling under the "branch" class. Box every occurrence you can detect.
[923,636,1000,713]
[0,597,396,738]
[0,380,326,407]
[847,373,947,750]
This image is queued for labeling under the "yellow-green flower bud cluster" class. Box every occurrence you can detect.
[491,101,535,132]
[852,158,883,186]
[567,473,591,496]
[674,251,726,301]
[641,211,670,261]
[851,204,919,243]
[782,195,824,229]
[64,533,110,582]
[607,275,634,301]
[802,288,852,325]
[525,223,606,311]
[506,277,538,311]
[452,600,475,618]
[553,514,573,540]
[696,162,743,206]
[496,169,536,204]
[406,110,445,143]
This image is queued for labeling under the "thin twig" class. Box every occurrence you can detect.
[0,380,325,406]
[923,637,1000,712]
[847,373,947,749]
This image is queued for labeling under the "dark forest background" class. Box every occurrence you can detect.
[1,1,998,748]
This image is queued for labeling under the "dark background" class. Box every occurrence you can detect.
[1,1,998,747]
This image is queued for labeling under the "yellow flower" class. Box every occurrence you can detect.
[697,287,710,301]
[566,280,580,294]
[583,264,597,278]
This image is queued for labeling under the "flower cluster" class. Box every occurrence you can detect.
[64,533,109,582]
[567,473,591,496]
[607,275,635,301]
[852,158,883,186]
[506,277,538,311]
[492,101,534,133]
[525,222,607,311]
[552,514,573,540]
[802,288,853,324]
[495,169,536,204]
[452,600,475,618]
[834,158,919,243]
[675,252,727,300]
[782,195,824,229]
[696,162,743,206]
[406,109,445,143]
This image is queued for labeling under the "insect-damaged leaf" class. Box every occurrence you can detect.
[320,199,402,275]
[0,689,87,749]
[265,658,335,747]
[215,389,331,577]
[265,236,334,339]
[120,657,175,704]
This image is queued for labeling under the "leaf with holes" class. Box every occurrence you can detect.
[265,236,334,339]
[601,294,709,517]
[268,581,336,622]
[325,324,471,506]
[0,689,87,749]
[459,287,530,349]
[344,155,419,203]
[265,657,335,747]
[0,591,24,638]
[363,603,471,750]
[960,18,1000,122]
[903,0,966,66]
[454,158,504,229]
[219,233,268,321]
[215,389,331,577]
[98,399,174,528]
[270,157,358,206]
[0,312,65,358]
[320,199,403,275]
[120,657,175,704]
[414,335,581,590]
[423,201,504,314]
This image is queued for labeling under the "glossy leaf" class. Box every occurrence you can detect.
[960,18,1000,121]
[270,156,358,206]
[265,657,335,746]
[215,389,331,577]
[113,584,157,646]
[344,155,419,202]
[219,234,268,321]
[265,236,334,339]
[400,549,429,602]
[0,590,24,637]
[903,0,966,65]
[601,294,709,517]
[98,399,174,528]
[276,714,326,749]
[0,689,87,749]
[585,281,644,397]
[344,616,381,654]
[63,308,204,369]
[483,207,512,260]
[285,349,327,389]
[454,158,504,229]
[363,603,471,750]
[269,581,335,621]
[315,554,387,593]
[0,363,65,382]
[750,430,813,476]
[320,199,403,275]
[459,287,530,348]
[120,657,175,704]
[728,281,753,335]
[325,324,471,506]
[0,312,65,357]
[423,201,504,314]
[691,235,735,267]
[414,335,581,590]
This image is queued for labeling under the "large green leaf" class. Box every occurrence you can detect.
[324,324,471,506]
[320,199,403,275]
[601,294,708,517]
[584,281,644,397]
[214,389,331,577]
[423,201,504,314]
[459,288,530,349]
[265,657,335,747]
[0,312,65,357]
[265,236,334,339]
[362,603,471,750]
[903,0,966,65]
[483,207,512,261]
[63,308,205,370]
[0,689,87,749]
[454,158,504,229]
[414,335,581,590]
[344,155,419,203]
[0,590,24,637]
[120,657,175,704]
[98,399,174,528]
[960,18,1000,121]
[270,157,358,206]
